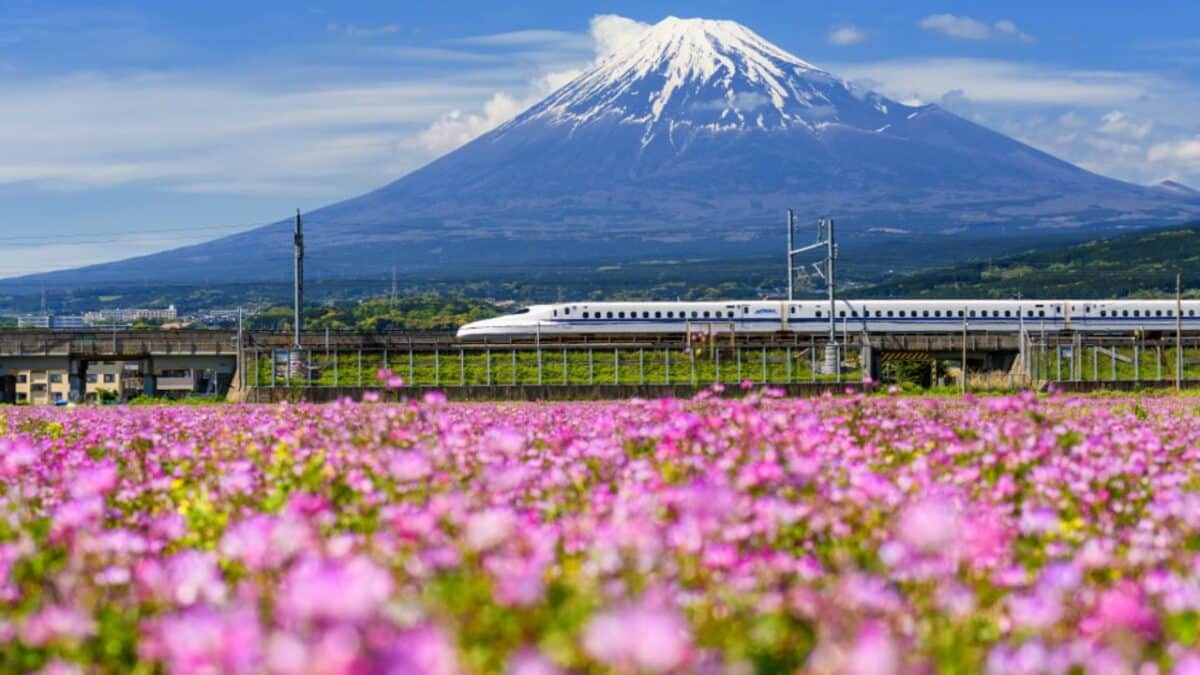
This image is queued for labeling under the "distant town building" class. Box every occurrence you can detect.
[18,314,87,329]
[84,305,177,324]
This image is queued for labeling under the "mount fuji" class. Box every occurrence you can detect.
[18,17,1200,287]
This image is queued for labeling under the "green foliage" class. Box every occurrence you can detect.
[865,222,1200,299]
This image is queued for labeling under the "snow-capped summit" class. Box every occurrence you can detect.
[16,17,1200,288]
[512,17,914,144]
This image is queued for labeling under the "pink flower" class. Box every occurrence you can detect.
[465,508,516,552]
[896,496,958,553]
[1084,582,1159,641]
[378,623,461,675]
[278,555,392,623]
[70,462,118,498]
[507,648,561,675]
[143,605,261,675]
[583,601,691,672]
[19,605,96,646]
[846,622,899,675]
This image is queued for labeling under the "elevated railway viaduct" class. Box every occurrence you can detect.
[0,329,1190,403]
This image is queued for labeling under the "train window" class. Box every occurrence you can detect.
[1134,310,1140,317]
[743,307,749,314]
[667,311,674,318]
[934,310,941,317]
[852,311,859,318]
[564,308,570,315]
[582,312,589,318]
[969,310,976,317]
[958,310,965,317]
[692,311,699,318]
[839,311,846,318]
[789,306,795,314]
[553,310,557,317]
[618,312,625,319]
[1192,310,1197,317]
[606,312,613,319]
[816,310,823,317]
[727,311,735,318]
[1038,311,1044,317]
[899,311,907,317]
[703,311,711,318]
[1156,310,1163,317]
[1100,311,1107,317]
[654,311,661,318]
[886,311,894,317]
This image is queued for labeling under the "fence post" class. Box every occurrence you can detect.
[511,349,517,386]
[333,351,338,387]
[588,348,594,384]
[716,349,721,383]
[308,350,313,388]
[1134,341,1140,382]
[736,346,742,382]
[614,349,619,385]
[486,348,492,386]
[639,348,644,385]
[562,348,568,386]
[1157,344,1163,381]
[761,346,767,383]
[1091,346,1097,382]
[665,348,671,384]
[409,348,415,385]
[460,349,465,386]
[786,346,792,383]
[358,349,363,387]
[435,349,440,387]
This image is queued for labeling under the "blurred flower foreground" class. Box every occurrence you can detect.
[3,390,1200,674]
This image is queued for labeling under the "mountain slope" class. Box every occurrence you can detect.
[862,222,1200,299]
[10,16,1200,289]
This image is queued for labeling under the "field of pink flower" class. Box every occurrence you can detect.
[2,391,1200,673]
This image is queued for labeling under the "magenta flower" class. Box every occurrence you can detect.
[583,601,691,672]
[278,555,393,623]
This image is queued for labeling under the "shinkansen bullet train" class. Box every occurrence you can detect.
[457,299,1200,339]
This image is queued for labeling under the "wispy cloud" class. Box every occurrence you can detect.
[326,23,402,39]
[919,14,1033,43]
[827,26,866,47]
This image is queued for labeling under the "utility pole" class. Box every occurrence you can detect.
[787,212,837,374]
[1177,273,1183,392]
[293,209,304,349]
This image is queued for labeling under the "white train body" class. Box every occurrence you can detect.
[457,299,1200,338]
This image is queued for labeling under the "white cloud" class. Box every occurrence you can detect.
[415,14,649,156]
[589,14,651,58]
[827,26,866,47]
[835,58,1147,105]
[919,14,1033,42]
[1149,138,1200,164]
[1099,111,1153,139]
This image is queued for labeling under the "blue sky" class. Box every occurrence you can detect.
[3,0,1200,275]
